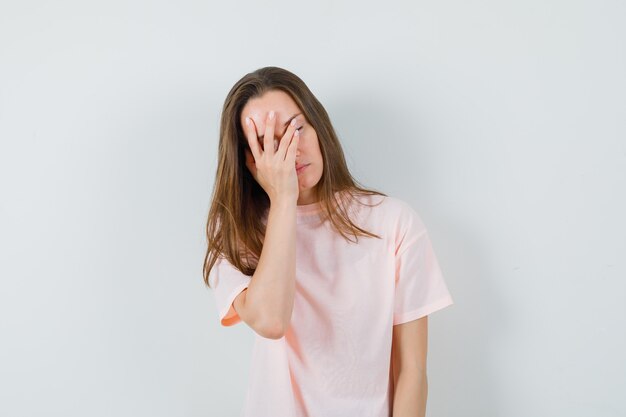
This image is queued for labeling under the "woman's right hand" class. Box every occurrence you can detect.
[243,110,300,203]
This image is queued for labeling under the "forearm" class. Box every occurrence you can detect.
[392,369,428,417]
[245,197,297,333]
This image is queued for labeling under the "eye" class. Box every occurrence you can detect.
[296,126,303,131]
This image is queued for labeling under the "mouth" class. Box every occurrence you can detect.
[296,163,309,173]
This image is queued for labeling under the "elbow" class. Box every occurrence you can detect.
[256,318,287,340]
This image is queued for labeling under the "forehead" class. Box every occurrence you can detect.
[240,90,301,123]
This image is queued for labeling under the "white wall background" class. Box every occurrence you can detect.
[1,0,624,416]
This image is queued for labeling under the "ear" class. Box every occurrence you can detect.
[244,147,257,178]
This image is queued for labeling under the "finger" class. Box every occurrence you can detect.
[243,116,262,161]
[285,129,300,163]
[264,110,276,156]
[277,117,297,158]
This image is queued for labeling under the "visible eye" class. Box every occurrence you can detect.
[296,126,303,131]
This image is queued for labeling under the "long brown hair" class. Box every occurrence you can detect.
[203,66,387,288]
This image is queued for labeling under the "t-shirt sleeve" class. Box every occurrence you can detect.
[208,255,252,327]
[393,203,454,325]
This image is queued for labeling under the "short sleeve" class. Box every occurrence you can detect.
[208,256,252,327]
[393,204,454,325]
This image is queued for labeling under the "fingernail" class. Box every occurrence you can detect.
[269,110,275,120]
[295,129,299,136]
[290,118,296,126]
[245,117,250,126]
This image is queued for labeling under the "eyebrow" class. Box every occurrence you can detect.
[257,113,302,139]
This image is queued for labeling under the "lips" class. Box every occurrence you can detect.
[295,163,309,171]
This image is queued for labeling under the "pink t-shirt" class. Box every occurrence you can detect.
[209,192,454,417]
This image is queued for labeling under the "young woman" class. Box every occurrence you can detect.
[203,66,454,417]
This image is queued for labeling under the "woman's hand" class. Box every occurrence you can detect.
[243,110,300,203]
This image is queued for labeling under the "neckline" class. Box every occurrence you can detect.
[296,200,323,216]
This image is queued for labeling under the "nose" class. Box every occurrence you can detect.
[272,134,301,155]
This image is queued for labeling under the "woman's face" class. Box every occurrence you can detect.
[240,89,323,205]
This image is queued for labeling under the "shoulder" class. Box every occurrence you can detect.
[351,192,426,234]
[356,192,420,220]
[377,194,412,213]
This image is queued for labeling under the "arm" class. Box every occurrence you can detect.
[232,111,300,339]
[233,197,297,339]
[391,315,429,417]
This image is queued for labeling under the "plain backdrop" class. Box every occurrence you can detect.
[1,1,625,416]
